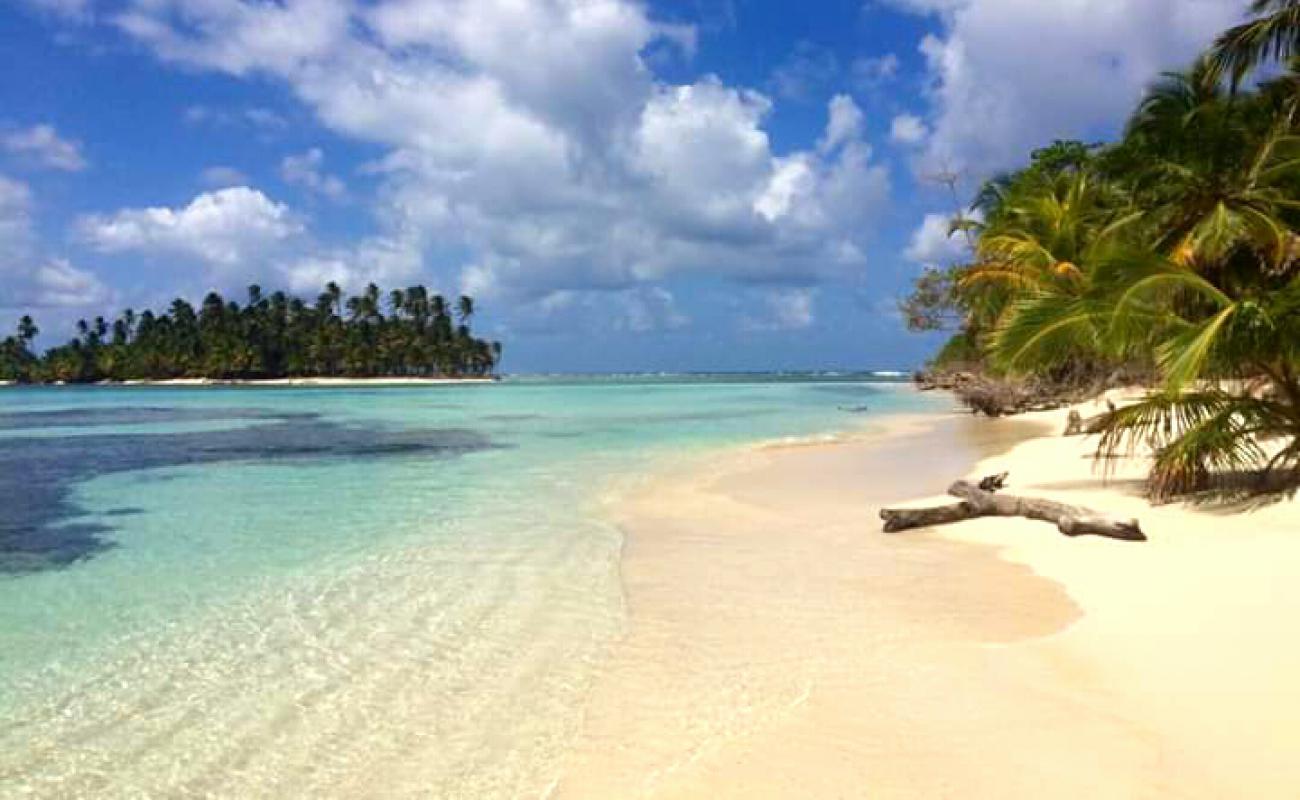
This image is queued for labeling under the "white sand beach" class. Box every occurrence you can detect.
[553,396,1300,798]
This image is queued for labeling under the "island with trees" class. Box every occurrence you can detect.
[903,3,1300,501]
[0,282,501,384]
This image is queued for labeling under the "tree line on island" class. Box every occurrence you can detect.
[1,282,502,383]
[903,1,1300,500]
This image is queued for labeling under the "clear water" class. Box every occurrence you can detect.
[0,376,947,797]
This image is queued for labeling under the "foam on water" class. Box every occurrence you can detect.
[0,377,947,797]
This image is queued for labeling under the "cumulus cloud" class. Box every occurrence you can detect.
[76,184,407,297]
[280,148,347,200]
[0,173,109,310]
[904,211,973,266]
[26,259,112,308]
[279,235,424,295]
[78,186,303,272]
[819,94,865,154]
[2,124,87,171]
[507,285,689,334]
[905,0,1244,175]
[108,0,893,330]
[889,113,928,145]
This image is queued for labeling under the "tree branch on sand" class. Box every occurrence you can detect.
[880,473,1147,541]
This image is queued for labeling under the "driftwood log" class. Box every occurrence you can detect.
[1063,409,1116,436]
[880,474,1146,541]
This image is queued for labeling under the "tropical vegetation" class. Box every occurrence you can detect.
[0,283,501,383]
[905,4,1300,499]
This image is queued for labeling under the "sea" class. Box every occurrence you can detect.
[0,374,949,797]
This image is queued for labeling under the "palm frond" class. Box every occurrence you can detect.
[1206,2,1300,90]
[1156,304,1239,391]
[989,292,1107,371]
[1094,391,1290,498]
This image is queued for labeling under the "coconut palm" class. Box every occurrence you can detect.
[1207,0,1300,90]
[11,282,499,382]
[982,68,1300,498]
[1094,262,1300,498]
[956,166,1139,376]
[1118,64,1300,273]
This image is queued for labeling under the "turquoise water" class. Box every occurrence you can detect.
[0,376,947,797]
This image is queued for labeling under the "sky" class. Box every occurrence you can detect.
[0,0,1248,372]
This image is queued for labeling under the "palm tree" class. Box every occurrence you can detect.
[1207,1,1300,90]
[958,166,1138,377]
[1119,64,1299,271]
[983,67,1300,498]
[17,315,38,344]
[12,282,499,383]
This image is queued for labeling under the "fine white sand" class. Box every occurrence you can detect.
[929,395,1300,797]
[553,397,1300,798]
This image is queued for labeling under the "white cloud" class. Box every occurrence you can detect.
[27,258,112,308]
[877,0,968,16]
[904,211,972,265]
[909,0,1244,175]
[200,165,251,188]
[279,235,423,294]
[505,285,689,335]
[615,286,689,333]
[76,184,404,297]
[2,124,87,171]
[889,113,928,145]
[78,187,303,272]
[850,53,900,88]
[183,105,288,132]
[769,41,839,101]
[109,0,894,332]
[0,175,32,263]
[0,173,109,310]
[0,175,34,267]
[280,148,347,200]
[18,0,91,22]
[741,287,816,331]
[819,94,865,154]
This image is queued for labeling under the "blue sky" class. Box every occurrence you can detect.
[0,0,1245,372]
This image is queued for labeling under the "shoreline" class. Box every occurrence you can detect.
[555,393,1300,797]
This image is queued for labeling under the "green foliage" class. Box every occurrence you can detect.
[929,330,981,368]
[904,6,1300,497]
[1207,1,1300,90]
[13,284,501,384]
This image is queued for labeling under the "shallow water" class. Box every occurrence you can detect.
[0,376,949,797]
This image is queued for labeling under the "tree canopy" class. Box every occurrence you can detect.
[1,283,501,383]
[905,5,1300,498]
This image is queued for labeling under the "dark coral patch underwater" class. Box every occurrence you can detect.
[0,407,497,576]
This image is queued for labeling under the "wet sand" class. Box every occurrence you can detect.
[554,403,1300,798]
